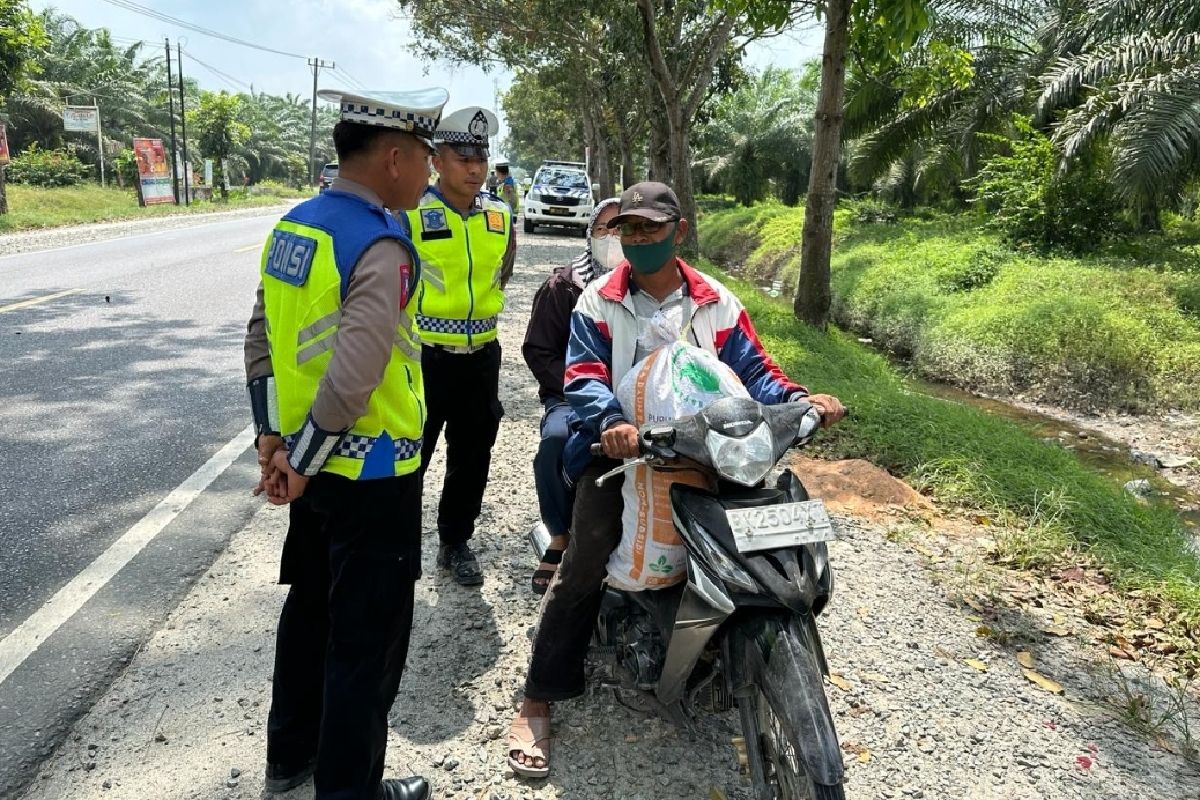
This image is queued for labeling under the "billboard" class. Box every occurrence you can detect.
[0,124,9,167]
[132,137,174,205]
[63,106,100,133]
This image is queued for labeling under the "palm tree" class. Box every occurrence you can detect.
[1037,0,1200,226]
[694,65,818,206]
[844,0,1075,206]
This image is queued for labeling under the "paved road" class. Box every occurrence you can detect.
[0,214,282,797]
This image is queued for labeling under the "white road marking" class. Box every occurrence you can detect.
[233,243,261,253]
[0,288,81,313]
[0,425,254,687]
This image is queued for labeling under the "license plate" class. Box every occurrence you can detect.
[545,207,571,216]
[727,501,834,553]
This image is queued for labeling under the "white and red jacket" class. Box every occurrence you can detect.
[564,258,808,447]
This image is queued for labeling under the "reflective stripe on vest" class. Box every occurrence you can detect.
[262,193,425,480]
[406,191,509,347]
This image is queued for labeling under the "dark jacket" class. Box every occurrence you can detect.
[522,264,583,402]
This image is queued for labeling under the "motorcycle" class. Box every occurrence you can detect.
[529,396,845,800]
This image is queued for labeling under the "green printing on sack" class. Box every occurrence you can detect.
[649,555,674,574]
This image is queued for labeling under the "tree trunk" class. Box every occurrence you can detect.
[0,166,7,215]
[648,119,670,183]
[665,110,699,254]
[593,120,614,200]
[620,135,636,189]
[795,0,851,329]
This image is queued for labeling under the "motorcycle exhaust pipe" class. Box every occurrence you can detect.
[527,521,551,560]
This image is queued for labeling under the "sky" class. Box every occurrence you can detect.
[31,0,824,159]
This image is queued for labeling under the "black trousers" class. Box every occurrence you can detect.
[267,472,422,800]
[525,458,624,701]
[419,342,504,546]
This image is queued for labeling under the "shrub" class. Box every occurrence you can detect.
[968,117,1123,254]
[7,144,92,187]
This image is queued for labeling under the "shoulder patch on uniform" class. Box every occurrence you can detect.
[264,229,317,287]
[420,207,448,233]
[485,209,505,234]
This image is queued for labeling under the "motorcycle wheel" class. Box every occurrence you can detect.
[740,619,845,800]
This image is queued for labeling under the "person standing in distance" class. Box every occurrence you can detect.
[406,107,515,587]
[244,88,448,800]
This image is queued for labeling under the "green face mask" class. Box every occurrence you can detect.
[625,223,678,274]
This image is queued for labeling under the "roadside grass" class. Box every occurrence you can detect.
[699,204,1200,412]
[699,258,1200,644]
[0,183,310,233]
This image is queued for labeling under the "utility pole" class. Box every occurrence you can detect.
[93,97,106,187]
[308,58,334,185]
[165,38,180,204]
[177,43,190,206]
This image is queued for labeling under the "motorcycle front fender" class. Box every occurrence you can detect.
[654,551,734,706]
[753,615,844,786]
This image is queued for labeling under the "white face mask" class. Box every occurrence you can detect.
[591,235,624,271]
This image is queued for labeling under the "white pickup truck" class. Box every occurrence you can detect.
[521,161,598,237]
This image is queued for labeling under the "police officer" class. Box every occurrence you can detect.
[244,87,448,800]
[407,107,515,586]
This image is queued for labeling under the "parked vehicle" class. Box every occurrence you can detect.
[318,162,338,192]
[522,161,597,236]
[529,396,845,800]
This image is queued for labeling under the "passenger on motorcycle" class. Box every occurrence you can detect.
[507,182,845,777]
[521,198,623,595]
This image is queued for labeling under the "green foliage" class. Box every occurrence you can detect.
[848,0,932,68]
[188,92,251,200]
[897,40,975,111]
[283,153,308,190]
[701,204,1200,411]
[1038,4,1200,214]
[6,143,91,186]
[500,70,585,172]
[0,0,48,97]
[968,117,1123,253]
[707,259,1200,628]
[111,147,139,192]
[693,65,816,207]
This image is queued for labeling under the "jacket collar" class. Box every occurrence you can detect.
[426,183,482,217]
[598,258,720,306]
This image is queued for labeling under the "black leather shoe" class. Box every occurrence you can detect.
[380,775,431,800]
[264,757,316,793]
[437,542,483,586]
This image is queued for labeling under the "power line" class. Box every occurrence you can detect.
[183,49,254,93]
[332,67,367,92]
[97,0,308,60]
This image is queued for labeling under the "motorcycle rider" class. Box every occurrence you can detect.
[507,182,845,776]
[521,197,623,594]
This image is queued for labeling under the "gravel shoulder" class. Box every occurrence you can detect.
[17,231,1200,800]
[0,203,298,257]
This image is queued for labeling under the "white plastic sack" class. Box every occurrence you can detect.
[605,342,749,591]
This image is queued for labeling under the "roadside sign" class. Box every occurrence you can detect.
[63,106,100,133]
[204,159,213,186]
[0,124,9,167]
[133,137,174,205]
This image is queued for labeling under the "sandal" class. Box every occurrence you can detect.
[531,548,564,595]
[507,714,551,778]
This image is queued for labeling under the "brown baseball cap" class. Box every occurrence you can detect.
[609,181,682,226]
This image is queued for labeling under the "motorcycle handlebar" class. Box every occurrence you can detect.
[587,403,848,458]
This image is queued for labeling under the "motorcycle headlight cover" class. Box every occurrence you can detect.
[705,423,774,486]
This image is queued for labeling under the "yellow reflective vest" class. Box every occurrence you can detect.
[406,187,510,347]
[261,190,425,480]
